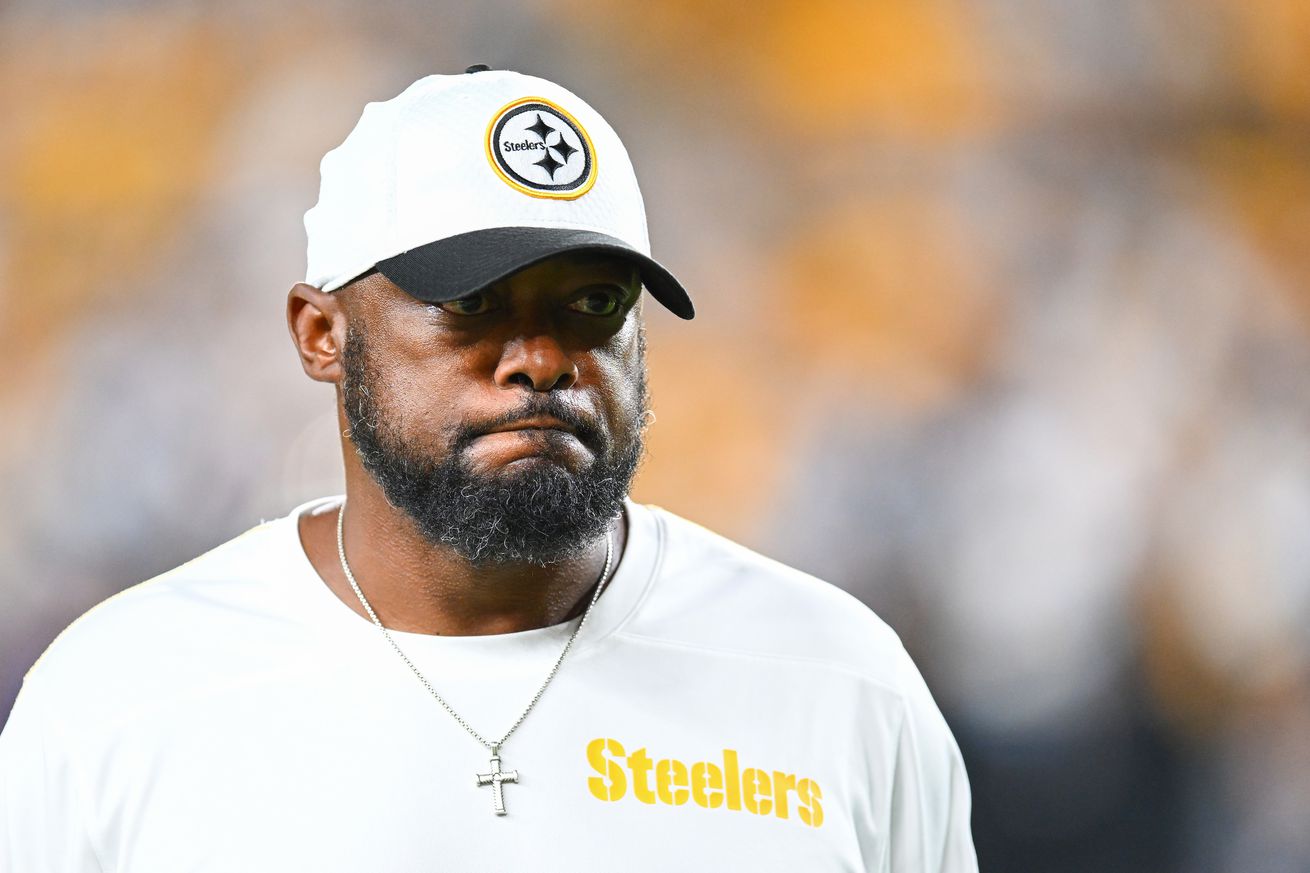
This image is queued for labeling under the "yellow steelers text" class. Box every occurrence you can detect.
[586,737,824,828]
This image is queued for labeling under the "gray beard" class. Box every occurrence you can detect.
[339,323,647,566]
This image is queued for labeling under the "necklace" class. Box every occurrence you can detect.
[335,499,613,816]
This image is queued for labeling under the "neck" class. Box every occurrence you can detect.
[299,470,627,637]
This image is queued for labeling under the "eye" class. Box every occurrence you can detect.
[438,293,496,316]
[567,287,628,317]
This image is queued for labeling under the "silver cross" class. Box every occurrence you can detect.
[475,746,519,816]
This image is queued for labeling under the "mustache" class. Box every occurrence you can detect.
[455,395,607,451]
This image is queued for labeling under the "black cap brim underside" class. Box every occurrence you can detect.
[373,226,695,320]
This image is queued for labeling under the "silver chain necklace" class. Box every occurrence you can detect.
[335,499,614,815]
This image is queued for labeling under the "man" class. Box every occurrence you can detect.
[0,67,978,871]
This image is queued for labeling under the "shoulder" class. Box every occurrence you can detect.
[628,504,916,694]
[632,506,974,836]
[19,516,290,725]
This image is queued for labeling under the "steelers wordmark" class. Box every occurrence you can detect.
[486,97,597,199]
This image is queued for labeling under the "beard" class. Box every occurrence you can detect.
[339,322,648,566]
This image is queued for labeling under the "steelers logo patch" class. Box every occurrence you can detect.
[486,97,596,199]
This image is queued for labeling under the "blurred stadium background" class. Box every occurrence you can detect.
[3,1,1309,870]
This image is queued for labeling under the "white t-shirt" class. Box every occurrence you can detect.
[1,496,978,872]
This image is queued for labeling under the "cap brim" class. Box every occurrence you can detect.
[374,226,695,320]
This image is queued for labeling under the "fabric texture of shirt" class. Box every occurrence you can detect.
[0,496,979,872]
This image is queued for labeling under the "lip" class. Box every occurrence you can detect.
[485,416,577,436]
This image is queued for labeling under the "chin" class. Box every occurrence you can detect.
[494,454,598,486]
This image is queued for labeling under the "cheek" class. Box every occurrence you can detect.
[372,339,480,443]
[582,326,644,419]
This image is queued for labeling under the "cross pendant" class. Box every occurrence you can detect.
[475,745,519,816]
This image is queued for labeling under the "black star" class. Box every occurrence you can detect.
[548,132,578,164]
[525,113,556,142]
[534,149,564,179]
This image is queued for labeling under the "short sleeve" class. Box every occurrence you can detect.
[0,681,104,872]
[884,642,979,873]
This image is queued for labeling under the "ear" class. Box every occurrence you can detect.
[287,282,347,384]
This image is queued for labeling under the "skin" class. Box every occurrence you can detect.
[285,252,644,636]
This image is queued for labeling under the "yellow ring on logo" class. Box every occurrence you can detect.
[485,96,599,200]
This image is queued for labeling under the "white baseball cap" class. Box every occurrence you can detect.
[303,64,695,319]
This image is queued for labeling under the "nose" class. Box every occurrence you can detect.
[493,334,579,392]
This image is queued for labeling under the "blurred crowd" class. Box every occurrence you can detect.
[2,1,1308,870]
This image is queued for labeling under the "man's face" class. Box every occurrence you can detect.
[337,251,650,566]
